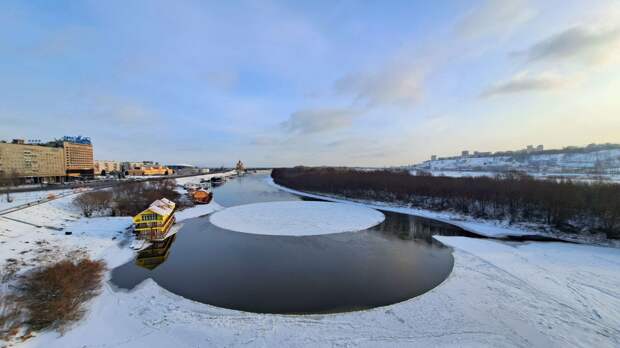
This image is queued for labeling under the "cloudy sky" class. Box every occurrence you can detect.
[1,0,619,167]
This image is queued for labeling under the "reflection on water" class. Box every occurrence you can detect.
[211,174,304,207]
[135,235,176,270]
[111,174,470,314]
[373,211,481,243]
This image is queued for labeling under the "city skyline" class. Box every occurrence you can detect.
[1,0,620,167]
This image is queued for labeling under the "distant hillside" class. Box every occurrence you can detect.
[413,144,620,174]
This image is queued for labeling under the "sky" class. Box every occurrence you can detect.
[1,0,619,167]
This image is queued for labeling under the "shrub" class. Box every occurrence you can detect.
[111,179,183,216]
[0,293,21,341]
[14,258,106,333]
[73,179,186,217]
[73,191,113,217]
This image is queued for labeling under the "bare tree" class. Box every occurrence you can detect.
[73,191,113,217]
[0,170,19,203]
[272,167,620,239]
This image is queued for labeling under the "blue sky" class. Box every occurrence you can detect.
[1,0,619,167]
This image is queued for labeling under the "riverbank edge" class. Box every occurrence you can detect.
[267,177,620,248]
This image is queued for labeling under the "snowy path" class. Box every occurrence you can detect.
[0,189,77,215]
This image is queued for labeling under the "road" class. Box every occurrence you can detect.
[0,171,231,216]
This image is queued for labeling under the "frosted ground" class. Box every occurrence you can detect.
[0,175,619,347]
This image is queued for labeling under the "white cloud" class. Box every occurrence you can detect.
[517,25,620,64]
[281,108,360,134]
[481,72,571,97]
[335,61,425,108]
[456,0,536,40]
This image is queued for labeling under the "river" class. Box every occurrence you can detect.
[111,173,475,314]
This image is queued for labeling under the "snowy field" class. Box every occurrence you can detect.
[209,201,385,236]
[1,180,620,347]
[0,189,74,212]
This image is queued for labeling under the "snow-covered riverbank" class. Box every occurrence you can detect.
[2,177,620,347]
[17,234,620,348]
[267,178,620,247]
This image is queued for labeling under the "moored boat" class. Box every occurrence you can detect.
[191,189,213,204]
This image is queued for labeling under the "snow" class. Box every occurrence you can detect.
[144,198,176,217]
[173,173,231,222]
[209,201,385,236]
[175,200,224,222]
[0,189,74,212]
[17,237,620,348]
[0,196,134,271]
[3,176,620,347]
[413,148,620,183]
[266,178,543,239]
[175,171,236,187]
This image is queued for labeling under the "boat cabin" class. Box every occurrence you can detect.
[133,198,176,241]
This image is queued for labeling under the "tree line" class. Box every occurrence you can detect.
[272,167,620,239]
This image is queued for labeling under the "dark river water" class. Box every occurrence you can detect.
[111,173,474,314]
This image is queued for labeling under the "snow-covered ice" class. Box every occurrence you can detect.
[209,201,385,236]
[175,200,224,222]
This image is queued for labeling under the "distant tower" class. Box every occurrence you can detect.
[235,160,245,172]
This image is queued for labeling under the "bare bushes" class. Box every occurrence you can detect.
[1,258,105,340]
[72,179,184,217]
[73,191,113,217]
[111,179,182,216]
[272,167,620,238]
